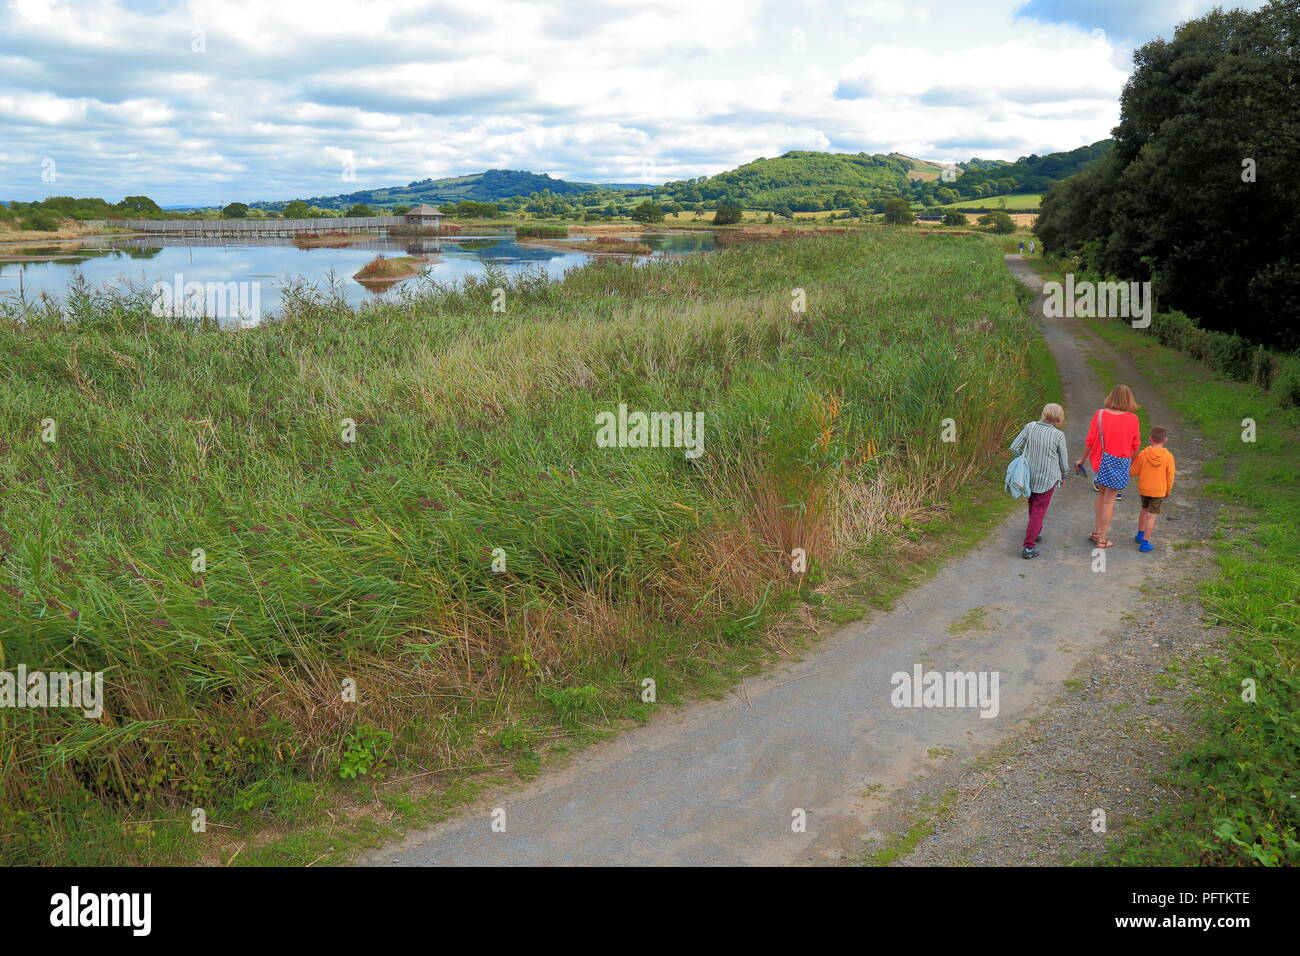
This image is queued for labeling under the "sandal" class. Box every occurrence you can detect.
[1094,539,1114,548]
[1088,532,1101,542]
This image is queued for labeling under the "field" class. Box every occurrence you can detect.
[0,231,1045,862]
[931,192,1043,211]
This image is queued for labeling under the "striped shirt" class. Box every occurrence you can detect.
[1011,420,1070,494]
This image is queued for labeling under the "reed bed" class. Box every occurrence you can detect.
[353,255,423,282]
[0,232,1040,860]
[514,224,569,238]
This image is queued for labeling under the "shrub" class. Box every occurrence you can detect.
[978,210,1015,234]
[1139,308,1296,408]
[23,212,62,232]
[712,203,743,225]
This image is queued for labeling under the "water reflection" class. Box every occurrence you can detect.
[0,230,714,314]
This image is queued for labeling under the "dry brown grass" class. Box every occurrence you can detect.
[0,220,105,242]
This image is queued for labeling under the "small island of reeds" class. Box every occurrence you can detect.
[353,254,425,286]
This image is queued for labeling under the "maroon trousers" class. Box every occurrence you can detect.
[1024,486,1056,548]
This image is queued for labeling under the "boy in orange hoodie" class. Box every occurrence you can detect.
[1130,425,1176,552]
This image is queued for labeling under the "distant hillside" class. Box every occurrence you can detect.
[254,168,650,211]
[656,142,1111,214]
[912,140,1113,206]
[888,153,954,182]
[246,141,1112,217]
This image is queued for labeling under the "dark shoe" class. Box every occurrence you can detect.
[1022,547,1039,559]
[1035,534,1042,543]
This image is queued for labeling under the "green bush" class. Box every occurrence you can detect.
[1270,353,1300,408]
[21,212,61,232]
[1147,309,1297,407]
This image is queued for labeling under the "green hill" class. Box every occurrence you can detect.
[657,141,1111,214]
[254,169,650,211]
[248,140,1113,217]
[659,150,914,213]
[912,140,1112,206]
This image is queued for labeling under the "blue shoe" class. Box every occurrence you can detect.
[1139,541,1154,553]
[1135,531,1146,543]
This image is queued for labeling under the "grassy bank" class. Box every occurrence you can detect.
[1,232,1043,863]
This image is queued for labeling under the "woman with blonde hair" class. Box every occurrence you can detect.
[1011,403,1071,559]
[1077,384,1142,548]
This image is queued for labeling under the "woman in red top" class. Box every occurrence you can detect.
[1075,384,1141,548]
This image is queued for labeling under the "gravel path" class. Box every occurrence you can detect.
[868,257,1226,866]
[364,255,1216,867]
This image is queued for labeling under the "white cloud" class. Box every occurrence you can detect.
[0,0,1232,203]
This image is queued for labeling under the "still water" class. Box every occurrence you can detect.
[0,230,715,317]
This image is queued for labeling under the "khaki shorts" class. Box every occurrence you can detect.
[1140,495,1165,514]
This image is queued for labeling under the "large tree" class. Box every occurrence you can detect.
[712,203,742,225]
[631,201,665,224]
[114,195,162,216]
[1035,0,1300,349]
[882,197,914,225]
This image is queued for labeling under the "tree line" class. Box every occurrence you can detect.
[1035,0,1299,351]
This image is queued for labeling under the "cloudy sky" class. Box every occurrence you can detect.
[0,0,1264,204]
